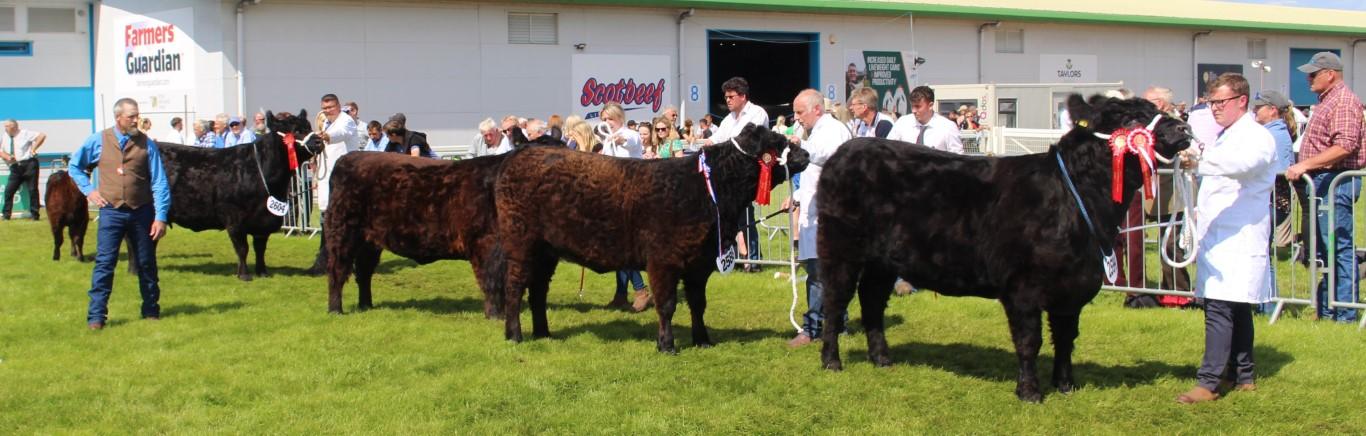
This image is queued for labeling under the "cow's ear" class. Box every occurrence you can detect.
[264,110,276,133]
[297,108,308,120]
[1067,93,1099,130]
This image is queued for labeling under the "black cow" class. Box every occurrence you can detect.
[153,110,322,280]
[815,95,1191,402]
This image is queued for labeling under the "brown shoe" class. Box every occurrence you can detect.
[88,322,105,330]
[631,287,653,312]
[1176,386,1219,404]
[1217,380,1257,393]
[787,333,814,348]
[605,294,630,309]
[894,281,915,296]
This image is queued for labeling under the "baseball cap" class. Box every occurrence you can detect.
[228,116,243,126]
[1253,90,1291,109]
[388,112,407,125]
[1298,51,1344,74]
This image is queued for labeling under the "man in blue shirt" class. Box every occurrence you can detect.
[224,116,257,147]
[68,97,172,330]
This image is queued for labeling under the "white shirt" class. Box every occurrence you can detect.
[711,101,770,144]
[317,112,361,210]
[1194,112,1276,304]
[795,113,853,260]
[489,135,514,155]
[601,125,642,158]
[168,129,187,145]
[887,113,963,154]
[3,129,41,161]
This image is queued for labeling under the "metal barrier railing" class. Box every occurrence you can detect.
[280,161,320,237]
[1322,170,1366,330]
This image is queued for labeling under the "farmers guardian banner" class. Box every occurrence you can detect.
[115,7,195,101]
[571,54,671,120]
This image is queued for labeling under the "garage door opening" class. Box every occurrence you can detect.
[707,30,817,123]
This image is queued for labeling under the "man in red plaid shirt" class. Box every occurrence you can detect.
[1286,51,1364,322]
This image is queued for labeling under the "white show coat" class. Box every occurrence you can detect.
[711,101,770,144]
[1194,112,1276,304]
[601,125,642,158]
[795,113,853,260]
[317,112,361,210]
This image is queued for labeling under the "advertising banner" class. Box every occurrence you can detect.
[571,54,671,120]
[1039,54,1098,83]
[844,50,918,115]
[115,7,195,112]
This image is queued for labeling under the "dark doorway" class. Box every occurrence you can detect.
[707,30,818,123]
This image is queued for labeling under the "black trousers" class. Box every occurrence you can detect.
[1198,299,1256,390]
[3,158,39,218]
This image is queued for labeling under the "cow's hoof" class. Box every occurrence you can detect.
[256,271,272,278]
[1054,380,1075,394]
[822,360,844,371]
[506,332,524,343]
[328,309,344,315]
[237,274,253,282]
[1016,387,1044,403]
[532,330,550,339]
[356,304,372,312]
[870,354,893,368]
[657,343,678,355]
[694,340,715,349]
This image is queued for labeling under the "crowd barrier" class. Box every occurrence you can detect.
[280,161,320,237]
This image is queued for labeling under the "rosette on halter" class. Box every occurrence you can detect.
[1107,126,1158,203]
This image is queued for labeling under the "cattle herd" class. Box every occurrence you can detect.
[43,95,1192,402]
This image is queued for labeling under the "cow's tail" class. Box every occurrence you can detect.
[478,240,508,320]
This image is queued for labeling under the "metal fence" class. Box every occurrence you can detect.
[280,161,320,237]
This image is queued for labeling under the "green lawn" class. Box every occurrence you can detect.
[2,218,1364,434]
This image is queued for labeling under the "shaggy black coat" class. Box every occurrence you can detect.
[815,95,1191,402]
[154,110,322,280]
[45,170,89,261]
[324,152,510,318]
[493,124,810,353]
[322,131,564,317]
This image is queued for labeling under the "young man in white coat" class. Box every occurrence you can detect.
[786,88,853,348]
[1177,73,1276,404]
[306,93,362,274]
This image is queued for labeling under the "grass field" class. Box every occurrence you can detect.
[2,218,1364,434]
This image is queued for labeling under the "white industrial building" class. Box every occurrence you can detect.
[4,0,1366,155]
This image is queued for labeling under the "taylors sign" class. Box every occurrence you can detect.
[1039,54,1097,83]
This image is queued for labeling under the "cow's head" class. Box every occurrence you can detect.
[264,109,323,163]
[1066,94,1192,204]
[706,124,810,205]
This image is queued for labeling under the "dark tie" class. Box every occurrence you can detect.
[7,135,14,157]
[915,124,927,146]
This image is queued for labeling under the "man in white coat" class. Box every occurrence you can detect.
[1177,73,1275,404]
[307,93,362,274]
[786,89,853,348]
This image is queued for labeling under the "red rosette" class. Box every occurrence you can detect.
[755,150,775,205]
[284,133,299,171]
[1109,128,1129,203]
[1126,128,1156,199]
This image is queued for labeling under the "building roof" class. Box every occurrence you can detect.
[546,0,1366,37]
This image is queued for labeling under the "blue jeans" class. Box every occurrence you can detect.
[614,270,645,298]
[1312,172,1360,322]
[801,259,846,337]
[88,205,161,324]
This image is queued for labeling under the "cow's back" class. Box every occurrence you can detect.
[818,138,1092,297]
[45,170,88,225]
[159,143,281,232]
[331,152,506,261]
[496,147,713,272]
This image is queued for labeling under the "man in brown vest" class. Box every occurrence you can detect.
[67,97,171,330]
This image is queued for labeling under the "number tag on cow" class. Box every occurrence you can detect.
[266,196,289,217]
[1101,250,1118,284]
[716,246,737,274]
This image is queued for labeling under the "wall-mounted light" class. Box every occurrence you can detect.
[574,43,587,50]
[914,57,927,67]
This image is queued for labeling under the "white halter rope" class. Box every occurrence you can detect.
[278,131,326,181]
[1104,113,1199,268]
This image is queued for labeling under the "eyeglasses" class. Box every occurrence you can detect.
[724,93,741,101]
[655,127,669,132]
[1207,95,1244,109]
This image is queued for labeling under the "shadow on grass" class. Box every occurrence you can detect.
[163,301,246,317]
[551,316,793,346]
[160,262,316,277]
[375,296,487,314]
[162,252,212,259]
[844,340,1292,390]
